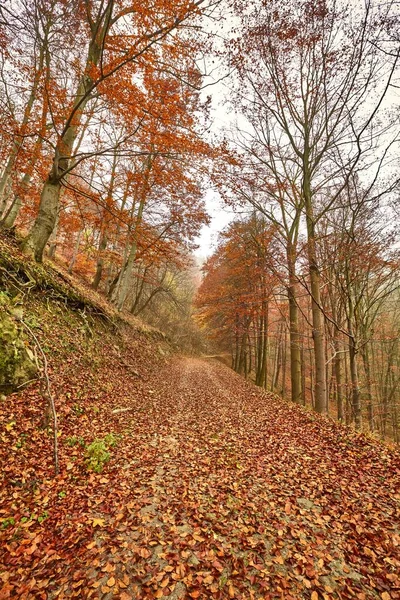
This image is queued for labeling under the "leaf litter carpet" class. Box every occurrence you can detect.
[1,357,399,599]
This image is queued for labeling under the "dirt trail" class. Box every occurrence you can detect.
[1,357,399,600]
[109,357,399,600]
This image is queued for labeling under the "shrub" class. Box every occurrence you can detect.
[85,434,120,473]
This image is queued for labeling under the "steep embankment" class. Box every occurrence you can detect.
[0,233,399,600]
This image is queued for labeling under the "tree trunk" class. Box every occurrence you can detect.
[349,332,361,429]
[288,277,302,403]
[112,154,152,310]
[303,164,327,413]
[22,180,61,262]
[68,228,83,273]
[47,207,60,259]
[92,231,108,290]
[0,39,46,209]
[334,335,344,422]
[300,344,306,405]
[2,191,22,229]
[361,346,374,431]
[273,325,282,391]
[281,326,287,398]
[0,177,12,219]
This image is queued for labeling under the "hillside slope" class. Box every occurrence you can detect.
[0,235,399,600]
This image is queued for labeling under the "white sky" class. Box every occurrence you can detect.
[193,188,236,259]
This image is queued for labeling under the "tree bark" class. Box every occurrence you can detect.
[23,180,61,262]
[304,162,327,413]
[361,346,374,431]
[287,262,302,403]
[334,335,344,422]
[92,231,108,290]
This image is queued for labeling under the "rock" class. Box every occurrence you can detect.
[0,294,38,394]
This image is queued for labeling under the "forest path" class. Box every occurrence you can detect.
[106,356,399,600]
[1,356,399,600]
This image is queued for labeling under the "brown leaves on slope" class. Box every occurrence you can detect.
[1,335,399,599]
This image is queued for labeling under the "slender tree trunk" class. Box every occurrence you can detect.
[349,333,361,429]
[112,155,152,310]
[0,40,47,208]
[273,325,282,391]
[300,344,306,405]
[334,335,344,422]
[281,326,287,398]
[92,230,108,290]
[68,228,83,273]
[2,189,23,228]
[0,178,12,219]
[361,345,374,431]
[303,162,327,412]
[344,346,351,425]
[287,268,302,403]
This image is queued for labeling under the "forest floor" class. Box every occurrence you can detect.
[2,354,399,600]
[1,234,400,600]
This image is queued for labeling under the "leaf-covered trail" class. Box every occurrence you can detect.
[1,356,400,600]
[127,357,399,600]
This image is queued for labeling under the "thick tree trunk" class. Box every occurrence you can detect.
[22,180,60,262]
[47,207,60,259]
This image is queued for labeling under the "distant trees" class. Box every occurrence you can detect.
[196,215,280,383]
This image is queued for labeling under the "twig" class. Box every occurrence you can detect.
[20,319,59,476]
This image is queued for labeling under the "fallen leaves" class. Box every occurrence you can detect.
[1,319,399,600]
[91,518,105,528]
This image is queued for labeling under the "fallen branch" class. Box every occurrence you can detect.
[20,319,59,476]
